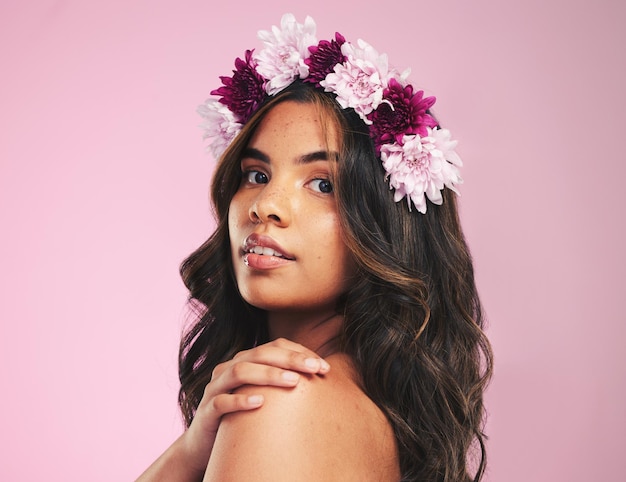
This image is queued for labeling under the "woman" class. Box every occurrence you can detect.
[138,14,492,482]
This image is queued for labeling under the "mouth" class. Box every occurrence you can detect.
[242,234,295,261]
[245,245,292,259]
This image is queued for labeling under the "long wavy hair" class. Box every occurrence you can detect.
[179,81,493,482]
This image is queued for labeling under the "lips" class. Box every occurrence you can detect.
[242,233,295,261]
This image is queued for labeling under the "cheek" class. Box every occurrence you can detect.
[227,196,246,262]
[228,193,246,231]
[315,214,353,272]
[326,216,356,281]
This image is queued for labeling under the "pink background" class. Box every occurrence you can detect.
[1,1,624,480]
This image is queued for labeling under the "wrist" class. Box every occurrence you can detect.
[135,432,205,482]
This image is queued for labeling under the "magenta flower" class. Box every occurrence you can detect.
[198,15,465,213]
[304,32,346,87]
[368,78,437,151]
[210,49,266,123]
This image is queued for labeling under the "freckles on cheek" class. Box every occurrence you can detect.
[228,204,246,231]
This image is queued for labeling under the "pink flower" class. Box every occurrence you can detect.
[380,128,462,213]
[198,15,465,214]
[197,99,242,160]
[368,77,438,150]
[211,49,266,123]
[321,39,390,122]
[255,14,317,95]
[304,32,346,87]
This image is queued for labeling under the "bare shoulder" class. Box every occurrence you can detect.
[203,353,400,482]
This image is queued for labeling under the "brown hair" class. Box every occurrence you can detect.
[179,81,493,482]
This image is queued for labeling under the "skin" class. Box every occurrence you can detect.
[137,102,400,481]
[228,101,356,353]
[136,338,330,482]
[204,352,400,482]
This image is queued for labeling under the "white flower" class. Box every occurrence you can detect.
[198,14,465,215]
[380,128,463,213]
[429,127,463,191]
[254,13,317,95]
[320,39,389,123]
[197,99,242,160]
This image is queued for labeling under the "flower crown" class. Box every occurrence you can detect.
[198,13,462,213]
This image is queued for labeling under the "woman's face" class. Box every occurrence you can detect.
[228,101,355,314]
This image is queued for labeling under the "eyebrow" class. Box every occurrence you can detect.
[242,147,339,164]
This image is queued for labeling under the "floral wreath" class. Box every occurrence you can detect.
[198,14,462,213]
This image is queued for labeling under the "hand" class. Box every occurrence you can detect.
[180,338,330,475]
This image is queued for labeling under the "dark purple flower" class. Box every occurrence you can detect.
[304,32,346,86]
[211,49,267,123]
[368,78,438,151]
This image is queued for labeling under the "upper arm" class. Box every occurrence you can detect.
[202,369,399,481]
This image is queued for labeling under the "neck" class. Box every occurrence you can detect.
[267,310,343,357]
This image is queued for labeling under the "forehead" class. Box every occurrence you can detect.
[248,101,340,152]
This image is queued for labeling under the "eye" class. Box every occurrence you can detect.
[244,170,269,184]
[309,178,334,194]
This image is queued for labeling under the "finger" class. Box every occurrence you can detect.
[208,359,301,400]
[235,338,323,363]
[269,337,328,360]
[194,393,265,434]
[233,343,331,374]
[209,393,264,417]
[207,361,303,397]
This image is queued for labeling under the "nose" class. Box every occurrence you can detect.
[249,182,291,226]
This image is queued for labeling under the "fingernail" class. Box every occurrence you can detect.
[282,371,299,382]
[248,395,263,406]
[320,359,330,372]
[304,358,319,370]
